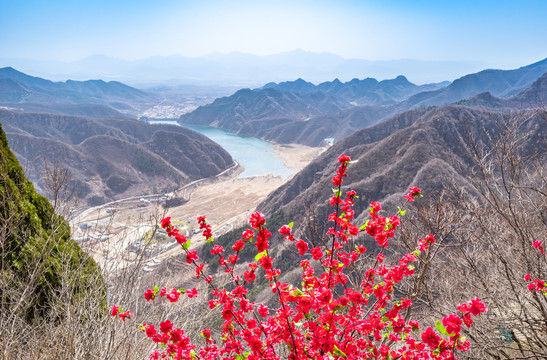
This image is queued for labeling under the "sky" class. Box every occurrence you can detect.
[1,0,546,68]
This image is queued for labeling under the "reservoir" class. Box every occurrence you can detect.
[148,120,293,179]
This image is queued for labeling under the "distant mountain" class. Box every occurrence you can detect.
[179,59,547,147]
[258,105,546,228]
[455,71,547,109]
[0,51,490,86]
[0,67,158,117]
[179,87,352,134]
[263,75,449,105]
[400,58,547,109]
[0,110,234,205]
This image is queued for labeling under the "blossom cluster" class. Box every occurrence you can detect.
[112,154,488,360]
[525,240,547,294]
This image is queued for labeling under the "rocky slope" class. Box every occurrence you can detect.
[0,110,234,205]
[0,67,158,117]
[179,59,547,147]
[258,105,546,228]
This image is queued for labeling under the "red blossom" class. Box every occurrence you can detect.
[118,310,133,321]
[186,251,199,264]
[338,154,351,163]
[144,289,155,301]
[174,233,187,244]
[113,157,489,360]
[160,320,173,334]
[166,288,180,303]
[257,304,269,317]
[295,240,308,255]
[249,211,266,229]
[421,327,441,349]
[160,217,171,229]
[110,304,120,317]
[467,298,487,316]
[533,240,544,254]
[442,314,462,336]
[232,240,245,252]
[279,225,292,236]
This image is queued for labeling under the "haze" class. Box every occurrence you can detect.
[1,0,546,84]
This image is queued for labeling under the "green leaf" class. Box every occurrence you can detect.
[359,220,370,231]
[436,320,455,337]
[289,288,303,297]
[332,345,347,358]
[178,288,186,293]
[398,206,406,216]
[204,237,214,243]
[183,238,191,249]
[288,222,294,228]
[255,250,267,262]
[153,285,160,295]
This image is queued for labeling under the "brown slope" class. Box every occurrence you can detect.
[1,110,234,205]
[258,105,546,227]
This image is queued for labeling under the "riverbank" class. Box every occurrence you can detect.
[74,142,323,267]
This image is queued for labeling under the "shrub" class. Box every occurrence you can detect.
[112,155,492,360]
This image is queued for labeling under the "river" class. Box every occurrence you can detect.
[148,120,293,178]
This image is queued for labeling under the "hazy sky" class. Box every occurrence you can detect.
[1,0,546,67]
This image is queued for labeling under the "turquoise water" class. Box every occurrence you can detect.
[149,120,293,178]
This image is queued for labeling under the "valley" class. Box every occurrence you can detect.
[1,55,546,360]
[71,142,323,269]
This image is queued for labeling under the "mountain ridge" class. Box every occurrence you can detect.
[0,67,158,117]
[1,109,235,205]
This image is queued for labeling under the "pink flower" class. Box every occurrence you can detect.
[467,298,487,316]
[279,225,292,236]
[211,245,224,255]
[232,240,245,252]
[338,154,351,163]
[421,327,441,349]
[310,247,323,260]
[166,288,180,303]
[533,240,544,254]
[249,212,265,229]
[160,217,171,229]
[119,310,133,321]
[186,251,199,263]
[442,314,462,336]
[258,304,269,317]
[110,304,120,317]
[295,240,308,255]
[187,288,198,298]
[160,320,173,334]
[144,289,155,301]
[174,233,187,244]
[145,324,157,337]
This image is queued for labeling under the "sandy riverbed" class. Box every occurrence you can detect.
[167,143,323,229]
[75,143,324,264]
